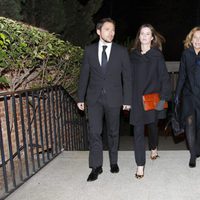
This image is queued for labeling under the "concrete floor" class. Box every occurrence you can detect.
[5,149,200,200]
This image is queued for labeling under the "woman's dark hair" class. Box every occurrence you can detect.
[133,24,165,51]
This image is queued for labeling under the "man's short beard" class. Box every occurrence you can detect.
[102,38,112,43]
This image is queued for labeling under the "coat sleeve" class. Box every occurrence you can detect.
[121,48,132,105]
[77,47,90,102]
[158,54,172,101]
[175,53,186,98]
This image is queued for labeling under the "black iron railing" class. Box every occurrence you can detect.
[0,85,88,199]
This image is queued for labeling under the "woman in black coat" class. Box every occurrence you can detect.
[175,27,200,168]
[130,24,171,179]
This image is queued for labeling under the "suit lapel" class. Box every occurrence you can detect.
[105,43,115,73]
[108,43,115,63]
[93,43,101,67]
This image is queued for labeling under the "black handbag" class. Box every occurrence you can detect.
[171,104,184,136]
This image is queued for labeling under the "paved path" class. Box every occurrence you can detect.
[6,150,200,200]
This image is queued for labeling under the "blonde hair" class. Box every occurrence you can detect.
[184,26,200,49]
[133,24,165,51]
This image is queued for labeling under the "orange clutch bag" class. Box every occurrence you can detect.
[142,93,168,111]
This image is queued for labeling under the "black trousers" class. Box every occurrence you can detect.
[133,122,158,166]
[185,112,200,160]
[87,92,121,168]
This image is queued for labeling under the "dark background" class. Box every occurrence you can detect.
[1,0,199,60]
[82,0,200,60]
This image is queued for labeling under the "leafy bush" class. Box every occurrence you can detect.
[0,17,83,96]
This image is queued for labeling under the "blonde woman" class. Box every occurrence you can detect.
[175,27,200,168]
[130,24,171,179]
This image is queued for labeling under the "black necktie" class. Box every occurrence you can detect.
[101,45,107,72]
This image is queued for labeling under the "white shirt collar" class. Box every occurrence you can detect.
[99,40,112,49]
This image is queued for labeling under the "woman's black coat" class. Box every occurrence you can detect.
[175,46,200,129]
[129,48,171,125]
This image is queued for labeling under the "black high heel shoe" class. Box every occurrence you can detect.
[135,173,144,179]
[135,166,144,179]
[150,149,160,160]
[150,154,160,160]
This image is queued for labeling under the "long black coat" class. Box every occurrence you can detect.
[130,48,171,125]
[175,47,200,129]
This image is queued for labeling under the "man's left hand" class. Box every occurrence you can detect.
[123,105,131,111]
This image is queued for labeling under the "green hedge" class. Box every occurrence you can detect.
[0,17,83,96]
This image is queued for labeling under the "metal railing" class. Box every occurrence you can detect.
[0,85,88,199]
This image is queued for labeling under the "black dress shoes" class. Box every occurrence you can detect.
[189,158,196,168]
[110,164,119,173]
[87,166,103,182]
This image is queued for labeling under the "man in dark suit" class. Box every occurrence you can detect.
[77,18,132,182]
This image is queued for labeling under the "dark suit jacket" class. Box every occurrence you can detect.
[78,42,132,107]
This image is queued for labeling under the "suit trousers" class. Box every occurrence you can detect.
[133,122,158,166]
[87,91,121,168]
